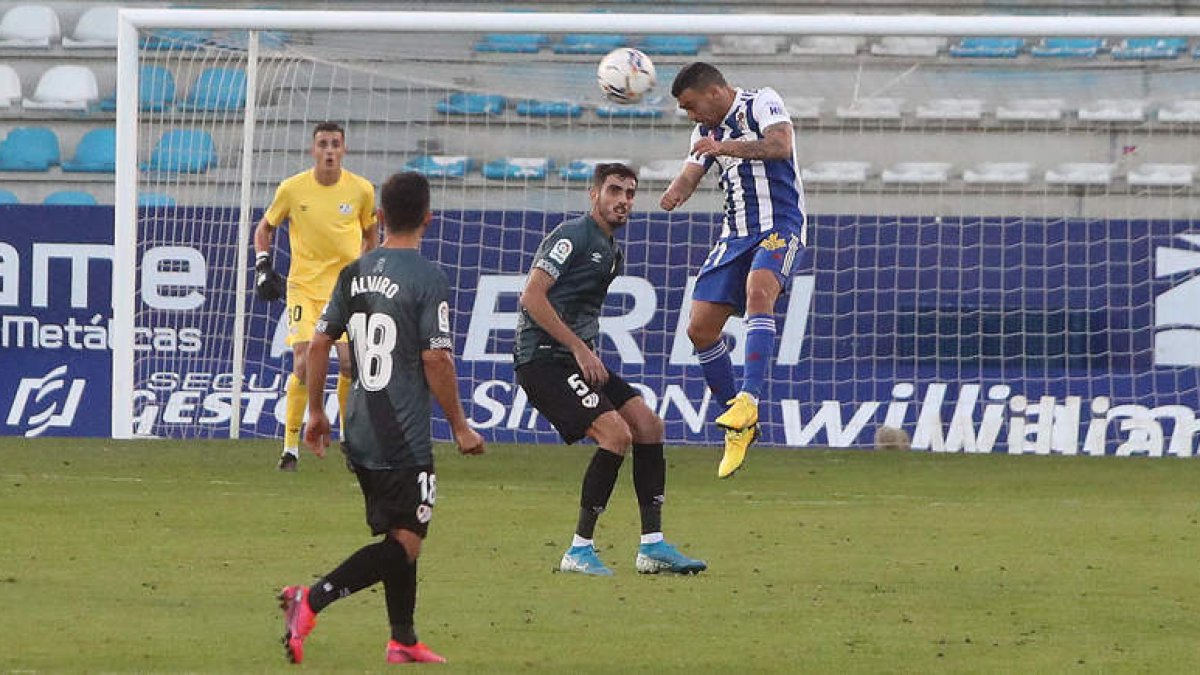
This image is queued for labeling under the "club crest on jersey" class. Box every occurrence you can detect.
[736,109,749,134]
[549,238,573,264]
[759,232,787,251]
[338,202,353,215]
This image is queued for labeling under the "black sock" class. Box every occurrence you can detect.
[379,536,419,645]
[576,448,624,540]
[632,443,665,535]
[307,539,388,613]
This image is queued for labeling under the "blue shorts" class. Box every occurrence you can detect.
[693,225,807,315]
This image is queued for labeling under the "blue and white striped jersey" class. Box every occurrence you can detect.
[684,87,806,241]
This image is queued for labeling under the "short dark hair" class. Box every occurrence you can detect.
[671,62,727,98]
[592,162,638,188]
[379,171,430,233]
[312,121,344,139]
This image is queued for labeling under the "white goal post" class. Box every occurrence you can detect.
[113,10,1200,456]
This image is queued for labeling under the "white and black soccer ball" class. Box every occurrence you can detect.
[597,47,656,104]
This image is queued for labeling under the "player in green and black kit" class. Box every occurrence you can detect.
[515,163,706,577]
[276,172,485,666]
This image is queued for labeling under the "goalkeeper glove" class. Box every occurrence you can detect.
[254,252,286,302]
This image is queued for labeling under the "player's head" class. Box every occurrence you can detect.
[589,163,637,230]
[310,121,346,173]
[379,171,432,234]
[671,62,732,127]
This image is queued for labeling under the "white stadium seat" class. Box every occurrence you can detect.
[784,97,823,120]
[23,65,98,110]
[996,98,1066,121]
[801,161,871,184]
[870,36,946,57]
[1127,163,1195,187]
[881,162,953,184]
[789,36,863,55]
[0,4,60,47]
[916,98,985,121]
[63,5,118,48]
[963,162,1034,184]
[639,159,685,182]
[0,64,21,107]
[1156,100,1200,123]
[1044,163,1116,186]
[1077,98,1147,123]
[710,35,784,55]
[836,98,903,120]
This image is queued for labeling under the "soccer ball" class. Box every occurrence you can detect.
[597,47,657,104]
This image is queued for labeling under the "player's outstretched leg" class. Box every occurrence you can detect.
[387,640,447,664]
[559,543,614,576]
[718,424,760,479]
[635,540,707,575]
[715,391,759,432]
[277,585,318,664]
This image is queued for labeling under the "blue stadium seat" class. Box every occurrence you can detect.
[140,28,212,51]
[553,34,626,55]
[138,192,176,207]
[1111,37,1187,60]
[639,35,707,56]
[474,33,547,53]
[1031,37,1103,58]
[402,155,475,178]
[176,67,246,111]
[949,37,1024,58]
[43,190,97,206]
[62,128,115,173]
[141,129,217,173]
[436,93,506,115]
[482,157,552,180]
[0,188,18,204]
[99,64,175,112]
[0,126,60,171]
[515,99,583,118]
[595,104,663,119]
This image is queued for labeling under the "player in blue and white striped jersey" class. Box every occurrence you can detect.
[660,62,807,479]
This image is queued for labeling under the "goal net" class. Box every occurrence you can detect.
[116,11,1200,456]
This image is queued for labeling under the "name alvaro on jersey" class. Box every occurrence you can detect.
[350,274,399,299]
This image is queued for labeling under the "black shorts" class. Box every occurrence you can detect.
[515,359,641,444]
[353,464,436,538]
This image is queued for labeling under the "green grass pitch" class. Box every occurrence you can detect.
[3,437,1200,672]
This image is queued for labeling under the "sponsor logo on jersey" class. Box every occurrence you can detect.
[591,252,603,263]
[338,202,353,215]
[548,238,573,264]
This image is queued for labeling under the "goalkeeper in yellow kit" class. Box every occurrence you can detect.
[253,121,378,471]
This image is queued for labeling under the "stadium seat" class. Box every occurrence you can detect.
[881,162,953,184]
[962,162,1033,184]
[62,128,115,173]
[639,35,706,56]
[836,98,903,120]
[560,158,631,181]
[515,99,583,118]
[43,190,97,206]
[1077,98,1146,123]
[0,64,20,107]
[638,159,684,182]
[0,4,60,47]
[482,157,552,180]
[1111,37,1187,60]
[995,98,1066,121]
[553,34,626,55]
[402,155,475,178]
[1044,163,1116,186]
[1127,163,1195,187]
[1031,37,1103,58]
[99,63,175,112]
[141,129,217,173]
[710,35,783,55]
[138,192,177,207]
[140,28,212,51]
[474,33,547,53]
[1157,100,1200,123]
[949,37,1024,58]
[0,188,18,204]
[22,65,99,110]
[915,98,984,121]
[0,126,59,170]
[176,67,246,112]
[63,5,117,47]
[800,161,870,184]
[784,97,823,120]
[595,104,662,119]
[870,36,946,57]
[789,36,863,56]
[436,93,505,115]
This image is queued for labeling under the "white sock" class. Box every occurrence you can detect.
[640,532,664,545]
[282,447,299,458]
[571,534,593,549]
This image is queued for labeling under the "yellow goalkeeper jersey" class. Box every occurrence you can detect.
[264,168,377,299]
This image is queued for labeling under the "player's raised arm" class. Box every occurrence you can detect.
[660,162,706,211]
